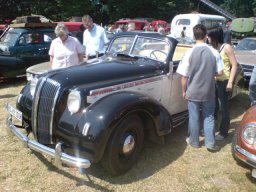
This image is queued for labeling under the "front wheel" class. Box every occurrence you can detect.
[101,115,144,175]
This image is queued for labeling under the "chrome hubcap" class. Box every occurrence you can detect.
[122,134,135,155]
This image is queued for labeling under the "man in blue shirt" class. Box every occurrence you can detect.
[82,15,109,61]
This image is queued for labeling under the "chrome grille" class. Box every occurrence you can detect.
[32,78,60,144]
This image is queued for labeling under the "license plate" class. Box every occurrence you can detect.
[7,103,22,122]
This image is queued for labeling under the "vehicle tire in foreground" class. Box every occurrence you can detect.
[101,115,144,175]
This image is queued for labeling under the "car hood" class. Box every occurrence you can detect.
[235,50,256,65]
[46,56,165,89]
[26,61,50,75]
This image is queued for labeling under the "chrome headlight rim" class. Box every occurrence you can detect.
[67,90,81,114]
[242,123,256,146]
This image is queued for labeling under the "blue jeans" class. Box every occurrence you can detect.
[249,65,256,106]
[188,99,216,149]
[215,80,230,137]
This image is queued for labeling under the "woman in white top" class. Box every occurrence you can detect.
[49,23,84,69]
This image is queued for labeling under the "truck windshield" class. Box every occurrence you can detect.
[0,31,20,46]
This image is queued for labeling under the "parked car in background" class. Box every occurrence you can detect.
[235,37,256,83]
[0,29,4,36]
[151,20,170,33]
[0,24,6,36]
[232,103,256,179]
[0,22,56,79]
[57,21,83,33]
[114,19,149,31]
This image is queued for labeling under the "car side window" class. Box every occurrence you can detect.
[133,38,169,62]
[43,32,55,43]
[18,33,42,45]
[108,36,134,54]
[18,35,27,45]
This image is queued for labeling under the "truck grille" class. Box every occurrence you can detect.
[32,78,60,144]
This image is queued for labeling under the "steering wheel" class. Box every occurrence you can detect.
[149,50,167,60]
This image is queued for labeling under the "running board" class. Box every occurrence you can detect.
[171,111,188,128]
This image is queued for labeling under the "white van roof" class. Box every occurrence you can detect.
[172,13,226,25]
[173,13,225,19]
[170,13,226,39]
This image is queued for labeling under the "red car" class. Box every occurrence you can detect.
[151,20,170,33]
[232,104,256,178]
[57,21,83,32]
[114,19,149,31]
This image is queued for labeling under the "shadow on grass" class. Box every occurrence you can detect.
[32,151,114,192]
[31,92,249,187]
[32,122,188,186]
[0,77,26,99]
[0,77,26,89]
[86,123,188,184]
[215,92,249,149]
[246,172,256,184]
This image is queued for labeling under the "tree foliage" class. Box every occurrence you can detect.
[0,0,255,24]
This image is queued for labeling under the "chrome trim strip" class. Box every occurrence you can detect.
[49,80,61,143]
[6,117,91,169]
[89,76,163,97]
[33,77,47,140]
[235,145,256,168]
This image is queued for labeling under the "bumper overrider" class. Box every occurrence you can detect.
[6,103,91,169]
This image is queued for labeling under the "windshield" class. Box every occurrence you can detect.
[0,31,20,46]
[236,38,256,51]
[108,35,170,62]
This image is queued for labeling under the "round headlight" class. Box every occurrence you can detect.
[67,90,81,114]
[30,78,38,96]
[243,123,256,145]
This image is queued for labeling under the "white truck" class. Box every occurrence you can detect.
[170,13,226,39]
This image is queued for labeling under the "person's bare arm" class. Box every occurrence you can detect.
[216,70,223,76]
[181,76,188,100]
[50,55,53,67]
[78,53,84,63]
[224,44,238,91]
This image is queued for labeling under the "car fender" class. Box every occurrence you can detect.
[75,91,172,162]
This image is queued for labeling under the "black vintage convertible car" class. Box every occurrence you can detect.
[6,31,244,175]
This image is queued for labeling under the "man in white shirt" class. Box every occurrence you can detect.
[82,15,109,61]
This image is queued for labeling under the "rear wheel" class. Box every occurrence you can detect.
[101,115,144,175]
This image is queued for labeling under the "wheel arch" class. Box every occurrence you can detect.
[77,91,172,162]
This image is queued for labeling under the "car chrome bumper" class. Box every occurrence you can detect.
[6,116,91,169]
[235,145,256,168]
